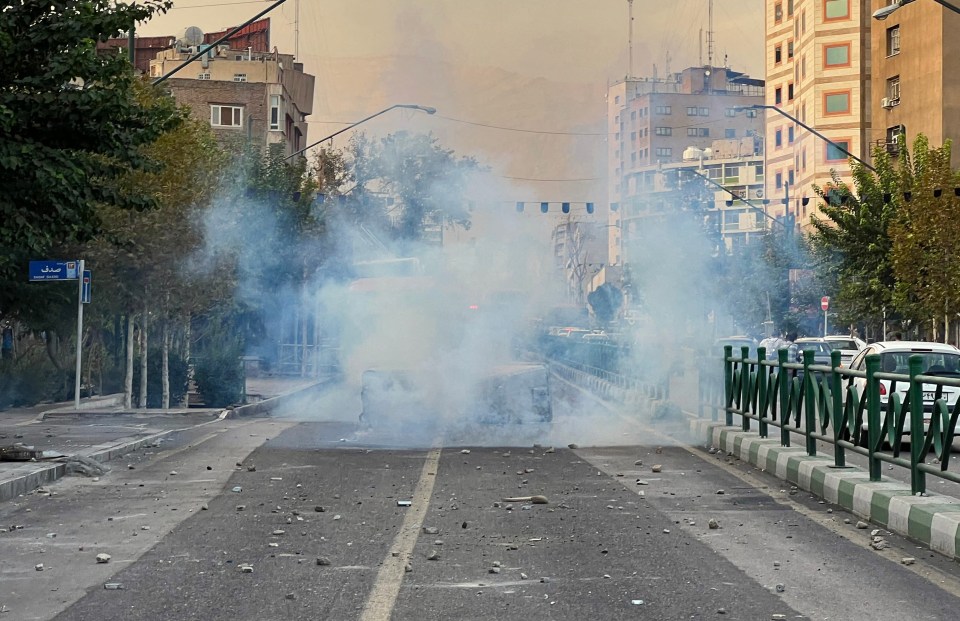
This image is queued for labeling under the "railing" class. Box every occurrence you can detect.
[720,345,960,495]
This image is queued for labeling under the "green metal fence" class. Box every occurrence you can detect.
[720,345,960,495]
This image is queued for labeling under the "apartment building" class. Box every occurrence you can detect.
[870,0,960,166]
[607,66,765,262]
[765,0,871,225]
[148,42,314,157]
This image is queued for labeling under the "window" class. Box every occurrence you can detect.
[210,105,243,128]
[802,10,806,32]
[655,105,672,114]
[826,139,851,162]
[802,54,806,78]
[725,128,736,139]
[887,75,901,101]
[631,152,637,163]
[655,127,672,136]
[788,82,795,100]
[788,0,794,15]
[887,25,901,56]
[788,169,795,185]
[269,95,282,131]
[824,91,850,115]
[775,172,783,189]
[687,127,709,137]
[630,131,637,140]
[824,43,850,67]
[686,106,699,116]
[775,129,783,148]
[631,111,637,120]
[197,73,210,80]
[699,107,709,116]
[775,2,783,22]
[802,148,807,171]
[655,147,672,157]
[825,0,849,20]
[775,87,783,105]
[788,40,794,59]
[746,109,758,118]
[775,44,782,64]
[788,126,795,143]
[233,73,247,82]
[615,95,621,104]
[725,108,738,117]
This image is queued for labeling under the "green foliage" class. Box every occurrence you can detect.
[0,0,180,316]
[131,347,188,408]
[0,351,72,408]
[191,313,245,408]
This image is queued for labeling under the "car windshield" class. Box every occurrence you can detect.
[828,339,859,350]
[879,351,960,375]
[798,342,832,355]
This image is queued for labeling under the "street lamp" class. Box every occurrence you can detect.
[733,104,877,173]
[285,104,437,160]
[873,0,960,20]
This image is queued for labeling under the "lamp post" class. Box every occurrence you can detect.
[734,104,877,173]
[873,0,960,20]
[285,104,437,160]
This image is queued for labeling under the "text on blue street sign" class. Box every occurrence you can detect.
[29,260,79,281]
[81,270,92,304]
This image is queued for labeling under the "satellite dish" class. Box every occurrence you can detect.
[177,26,205,48]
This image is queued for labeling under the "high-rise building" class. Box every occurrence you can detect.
[607,66,765,263]
[870,0,960,166]
[765,0,872,225]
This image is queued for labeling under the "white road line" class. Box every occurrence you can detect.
[360,447,442,621]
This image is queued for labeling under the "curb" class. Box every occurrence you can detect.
[224,378,335,419]
[692,419,960,560]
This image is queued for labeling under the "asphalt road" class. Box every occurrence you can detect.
[2,380,960,620]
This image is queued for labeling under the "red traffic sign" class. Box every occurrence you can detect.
[821,296,830,311]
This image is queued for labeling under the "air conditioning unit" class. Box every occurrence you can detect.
[881,97,893,109]
[737,189,747,199]
[754,189,764,199]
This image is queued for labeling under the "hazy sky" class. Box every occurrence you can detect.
[140,1,765,201]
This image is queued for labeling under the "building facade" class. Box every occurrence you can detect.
[607,66,765,263]
[870,0,960,167]
[149,45,315,157]
[765,0,872,225]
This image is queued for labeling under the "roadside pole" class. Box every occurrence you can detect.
[821,296,830,338]
[74,260,85,409]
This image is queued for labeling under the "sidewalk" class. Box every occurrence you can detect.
[0,375,329,502]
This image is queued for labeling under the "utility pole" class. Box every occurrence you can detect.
[707,0,715,68]
[627,0,635,78]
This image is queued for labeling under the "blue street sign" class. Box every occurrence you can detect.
[29,260,79,281]
[81,270,91,304]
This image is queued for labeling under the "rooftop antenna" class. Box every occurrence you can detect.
[627,0,635,78]
[707,0,715,69]
[665,50,672,77]
[294,0,300,59]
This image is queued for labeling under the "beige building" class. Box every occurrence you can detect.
[870,0,960,166]
[607,66,765,263]
[765,0,872,225]
[149,45,315,157]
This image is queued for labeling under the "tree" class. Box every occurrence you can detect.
[588,283,624,325]
[0,0,179,316]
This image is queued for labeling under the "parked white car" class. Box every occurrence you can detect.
[846,341,960,437]
[824,335,866,367]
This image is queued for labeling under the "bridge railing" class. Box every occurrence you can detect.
[719,344,960,495]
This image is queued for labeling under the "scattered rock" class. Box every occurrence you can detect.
[404,563,413,573]
[545,447,555,454]
[96,553,111,564]
[236,505,246,511]
[856,521,869,529]
[285,593,296,600]
[772,616,787,620]
[775,584,785,593]
[239,564,253,573]
[708,519,720,530]
[316,557,331,566]
[651,465,662,473]
[501,495,548,504]
[844,518,851,524]
[169,471,178,476]
[231,486,242,493]
[200,505,208,511]
[460,449,471,454]
[568,443,579,449]
[716,490,725,495]
[427,550,440,561]
[314,506,325,512]
[634,460,643,466]
[540,577,551,583]
[272,530,285,536]
[61,455,110,477]
[870,539,889,551]
[603,574,611,579]
[631,599,644,605]
[333,515,342,521]
[35,563,44,571]
[520,572,528,580]
[423,526,439,535]
[247,465,256,472]
[901,557,916,565]
[103,583,124,590]
[655,447,663,454]
[488,567,501,574]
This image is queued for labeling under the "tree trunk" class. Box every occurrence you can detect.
[162,319,170,409]
[44,330,64,370]
[124,314,134,409]
[139,308,148,409]
[182,315,191,408]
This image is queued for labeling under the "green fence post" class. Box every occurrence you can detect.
[723,345,733,426]
[803,350,817,456]
[865,354,881,481]
[758,346,768,438]
[741,346,751,431]
[908,355,926,495]
[830,349,845,467]
[778,348,790,447]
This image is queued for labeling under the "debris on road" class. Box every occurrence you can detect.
[651,465,663,473]
[231,487,242,493]
[631,599,644,605]
[404,563,413,573]
[855,521,868,529]
[634,460,643,466]
[775,584,785,593]
[247,465,256,472]
[708,519,720,530]
[545,447,555,454]
[716,489,725,495]
[870,537,889,551]
[427,550,440,561]
[501,495,548,504]
[103,583,124,590]
[239,564,253,573]
[636,480,649,486]
[96,553,111,564]
[901,557,916,565]
[314,506,325,512]
[35,564,44,571]
[61,455,109,477]
[272,530,285,536]
[316,557,331,566]
[567,443,579,449]
[520,572,528,580]
[489,567,501,574]
[460,449,471,454]
[423,526,439,535]
[397,500,412,507]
